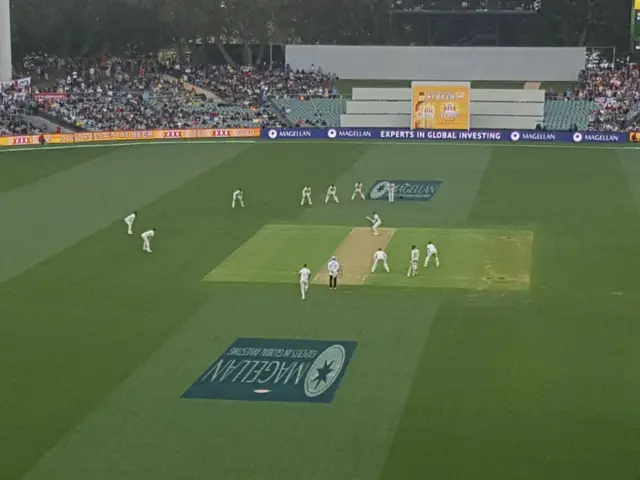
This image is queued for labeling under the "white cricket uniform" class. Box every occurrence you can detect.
[371,250,390,273]
[351,182,365,200]
[408,248,420,276]
[299,267,311,299]
[388,183,396,203]
[301,187,312,206]
[232,190,244,208]
[325,186,339,203]
[371,213,382,235]
[141,229,155,252]
[124,213,136,235]
[425,243,440,267]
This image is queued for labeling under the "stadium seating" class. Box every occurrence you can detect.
[543,100,596,131]
[271,98,345,127]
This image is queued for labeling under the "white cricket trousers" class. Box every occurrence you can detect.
[325,193,339,203]
[300,280,309,299]
[142,237,152,252]
[301,194,312,206]
[351,190,365,200]
[125,219,134,234]
[388,190,395,202]
[371,259,389,273]
[232,197,244,208]
[424,252,439,267]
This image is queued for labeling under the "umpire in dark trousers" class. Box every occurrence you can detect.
[328,256,340,290]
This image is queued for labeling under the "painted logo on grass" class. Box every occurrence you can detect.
[182,338,357,403]
[368,180,442,201]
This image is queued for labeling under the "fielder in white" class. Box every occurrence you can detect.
[141,228,156,253]
[301,186,312,206]
[367,212,382,235]
[388,182,396,203]
[407,245,420,277]
[371,248,390,273]
[325,184,339,203]
[232,188,244,208]
[351,182,365,200]
[424,241,440,267]
[299,264,311,300]
[124,211,137,235]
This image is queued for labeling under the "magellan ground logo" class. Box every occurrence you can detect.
[182,338,357,403]
[368,180,442,201]
[268,129,278,139]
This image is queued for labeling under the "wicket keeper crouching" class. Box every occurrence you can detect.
[328,256,340,290]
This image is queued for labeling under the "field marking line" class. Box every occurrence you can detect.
[313,227,355,281]
[2,139,640,154]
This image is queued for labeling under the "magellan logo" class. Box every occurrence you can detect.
[573,132,583,143]
[327,129,337,139]
[268,129,278,139]
[182,338,357,403]
[369,181,390,199]
[511,131,521,141]
[368,180,442,201]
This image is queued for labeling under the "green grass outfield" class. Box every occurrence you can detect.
[2,140,640,480]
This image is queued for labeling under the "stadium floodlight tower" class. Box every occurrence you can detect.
[0,0,11,82]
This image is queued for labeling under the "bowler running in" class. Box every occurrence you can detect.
[301,186,312,206]
[388,182,396,203]
[327,256,340,290]
[351,182,365,200]
[232,188,244,208]
[124,211,137,235]
[299,264,311,300]
[141,228,156,253]
[407,245,420,277]
[325,184,339,203]
[424,241,440,267]
[366,212,382,235]
[371,248,390,273]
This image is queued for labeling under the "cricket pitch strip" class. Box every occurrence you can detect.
[314,228,396,285]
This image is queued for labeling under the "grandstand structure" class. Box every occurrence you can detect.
[341,88,545,129]
[0,0,10,81]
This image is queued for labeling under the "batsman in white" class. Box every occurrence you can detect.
[388,182,396,203]
[325,184,339,203]
[141,228,156,253]
[124,211,137,235]
[351,182,365,200]
[232,188,244,208]
[301,186,312,206]
[371,248,390,273]
[298,263,311,300]
[367,212,382,235]
[424,241,440,267]
[407,244,420,277]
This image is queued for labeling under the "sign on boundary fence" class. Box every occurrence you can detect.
[0,127,636,147]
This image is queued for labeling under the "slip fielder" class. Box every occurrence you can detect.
[325,184,339,203]
[232,188,244,208]
[388,182,396,203]
[327,256,340,290]
[124,211,137,235]
[366,212,382,235]
[351,182,365,200]
[301,186,312,206]
[371,248,390,273]
[424,241,440,267]
[141,228,156,253]
[298,264,311,300]
[407,245,420,277]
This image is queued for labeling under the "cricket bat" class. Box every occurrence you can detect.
[365,216,373,223]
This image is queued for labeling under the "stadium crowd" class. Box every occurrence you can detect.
[1,84,42,136]
[546,61,640,131]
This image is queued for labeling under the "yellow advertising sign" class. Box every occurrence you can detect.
[636,0,640,10]
[411,82,471,130]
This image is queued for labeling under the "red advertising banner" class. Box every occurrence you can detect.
[33,93,69,101]
[0,128,261,147]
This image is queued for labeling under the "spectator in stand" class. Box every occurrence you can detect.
[1,85,41,136]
